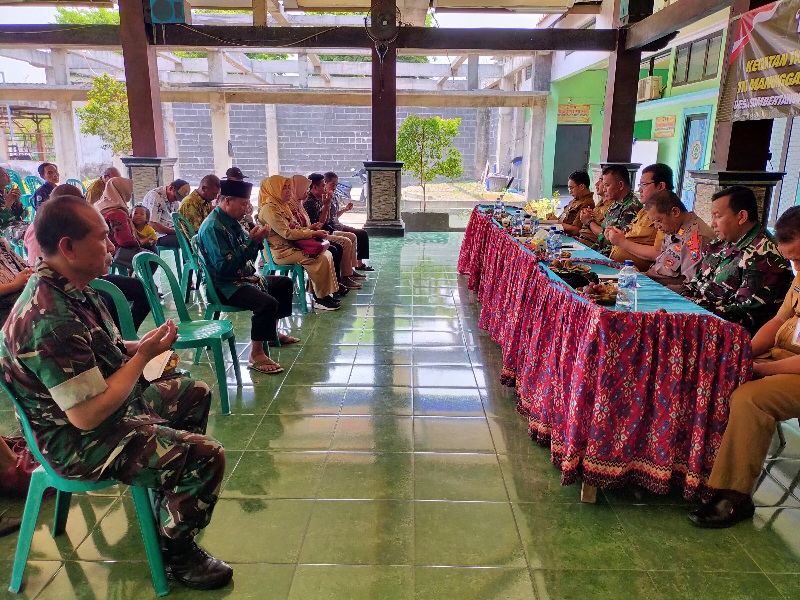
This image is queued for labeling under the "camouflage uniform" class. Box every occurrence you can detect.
[178,190,213,233]
[0,262,224,540]
[595,191,642,255]
[682,223,792,335]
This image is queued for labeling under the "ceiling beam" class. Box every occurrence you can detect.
[438,54,468,86]
[0,24,619,53]
[307,53,331,83]
[625,0,730,50]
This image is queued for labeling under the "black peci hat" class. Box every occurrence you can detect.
[220,179,253,199]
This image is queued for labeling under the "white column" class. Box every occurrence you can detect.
[265,104,280,174]
[524,99,547,201]
[0,124,8,162]
[495,76,514,173]
[48,50,80,178]
[163,103,180,178]
[207,51,231,175]
[298,51,309,88]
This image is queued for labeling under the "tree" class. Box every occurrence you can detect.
[397,115,463,212]
[75,73,132,156]
[54,7,119,24]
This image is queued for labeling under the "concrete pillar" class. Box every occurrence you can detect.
[475,107,489,182]
[208,50,225,85]
[467,54,479,91]
[210,93,232,175]
[265,104,280,174]
[163,103,180,178]
[524,100,546,200]
[495,76,514,173]
[47,50,79,178]
[298,51,309,88]
[0,124,8,162]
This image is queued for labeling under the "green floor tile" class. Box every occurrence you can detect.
[341,387,415,416]
[349,364,413,387]
[354,345,414,365]
[268,386,347,415]
[299,500,413,565]
[289,565,412,600]
[317,452,413,500]
[531,569,660,600]
[204,413,262,450]
[648,570,785,599]
[414,388,485,416]
[732,507,800,573]
[284,363,353,386]
[222,451,326,499]
[414,366,477,388]
[414,417,495,452]
[248,415,338,451]
[331,416,414,452]
[414,453,508,502]
[414,502,526,567]
[414,566,535,600]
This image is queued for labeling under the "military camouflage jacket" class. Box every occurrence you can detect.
[596,191,642,254]
[683,223,792,334]
[0,262,163,479]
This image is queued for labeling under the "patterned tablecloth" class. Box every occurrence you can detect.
[458,206,753,499]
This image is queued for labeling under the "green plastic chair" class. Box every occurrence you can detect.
[90,278,139,341]
[260,243,308,314]
[23,176,44,196]
[157,245,183,284]
[66,178,86,194]
[0,377,169,596]
[132,252,241,415]
[172,213,201,304]
[6,169,24,191]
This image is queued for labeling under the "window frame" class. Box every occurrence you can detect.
[672,30,724,87]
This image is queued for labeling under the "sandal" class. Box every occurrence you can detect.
[248,359,284,374]
[269,334,301,347]
[355,264,375,272]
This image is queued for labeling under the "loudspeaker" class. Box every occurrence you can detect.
[369,0,398,40]
[149,0,188,24]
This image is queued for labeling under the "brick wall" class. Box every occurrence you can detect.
[172,103,498,186]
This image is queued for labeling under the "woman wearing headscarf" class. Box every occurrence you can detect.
[290,175,364,293]
[258,175,340,311]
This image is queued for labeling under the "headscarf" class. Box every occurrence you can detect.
[290,175,312,227]
[258,175,289,208]
[94,177,133,214]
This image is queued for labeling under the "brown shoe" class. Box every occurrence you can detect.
[342,277,362,289]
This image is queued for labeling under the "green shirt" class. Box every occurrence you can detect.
[196,206,264,299]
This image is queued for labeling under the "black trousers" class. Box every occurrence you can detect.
[100,274,151,330]
[157,234,180,248]
[219,276,293,342]
[328,241,343,282]
[334,224,369,260]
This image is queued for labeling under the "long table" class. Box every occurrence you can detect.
[458,206,753,501]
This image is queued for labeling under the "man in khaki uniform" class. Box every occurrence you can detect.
[575,178,610,246]
[645,190,715,291]
[549,170,595,236]
[606,163,674,271]
[689,205,800,529]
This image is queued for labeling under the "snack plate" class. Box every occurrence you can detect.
[585,293,617,306]
[551,263,591,273]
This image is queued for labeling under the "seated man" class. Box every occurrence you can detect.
[644,190,715,291]
[0,236,33,325]
[0,196,231,589]
[31,162,60,210]
[323,171,373,272]
[575,177,610,247]
[141,178,190,248]
[682,185,792,335]
[689,205,800,528]
[549,170,594,236]
[0,167,25,225]
[578,164,641,255]
[197,179,298,375]
[179,175,220,234]
[85,167,121,205]
[605,163,673,271]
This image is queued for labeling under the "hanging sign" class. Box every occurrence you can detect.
[654,115,677,138]
[720,0,800,121]
[557,104,591,124]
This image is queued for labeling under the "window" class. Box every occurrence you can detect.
[672,31,723,86]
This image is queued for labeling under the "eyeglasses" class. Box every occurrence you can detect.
[638,181,656,189]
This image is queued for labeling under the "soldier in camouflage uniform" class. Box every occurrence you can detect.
[682,186,792,335]
[0,196,232,591]
[578,164,641,255]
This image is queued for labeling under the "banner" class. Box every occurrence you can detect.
[654,115,676,138]
[721,0,800,121]
[557,104,591,124]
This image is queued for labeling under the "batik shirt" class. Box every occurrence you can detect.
[683,223,792,334]
[141,186,179,237]
[596,191,642,254]
[196,207,265,299]
[0,262,164,480]
[178,190,212,233]
[303,191,335,232]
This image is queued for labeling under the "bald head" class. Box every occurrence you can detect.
[198,175,221,202]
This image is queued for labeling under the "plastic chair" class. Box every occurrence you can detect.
[172,213,201,304]
[260,244,308,314]
[66,178,86,195]
[90,278,139,341]
[132,252,241,415]
[157,245,183,284]
[0,377,169,596]
[6,169,24,191]
[23,176,44,196]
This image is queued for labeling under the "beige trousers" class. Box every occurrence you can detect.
[328,231,357,277]
[708,369,800,494]
[272,247,338,299]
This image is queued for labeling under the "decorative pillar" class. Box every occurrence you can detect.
[689,170,785,227]
[119,0,174,200]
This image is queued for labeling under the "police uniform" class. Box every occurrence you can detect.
[708,274,800,494]
[0,262,224,540]
[682,223,792,334]
[609,207,664,271]
[646,212,715,291]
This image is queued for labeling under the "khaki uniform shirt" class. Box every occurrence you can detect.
[575,199,612,246]
[646,212,715,291]
[559,193,595,230]
[769,274,800,360]
[609,207,663,271]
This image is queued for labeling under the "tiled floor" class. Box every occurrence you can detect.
[1,232,800,599]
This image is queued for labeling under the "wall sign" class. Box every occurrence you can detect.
[557,104,591,124]
[654,115,677,138]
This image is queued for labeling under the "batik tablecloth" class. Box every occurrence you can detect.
[458,206,753,498]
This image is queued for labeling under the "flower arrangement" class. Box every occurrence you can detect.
[523,190,560,218]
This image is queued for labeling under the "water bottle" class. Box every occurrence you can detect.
[499,198,505,216]
[531,209,539,234]
[522,214,532,234]
[545,227,557,261]
[551,227,562,257]
[493,199,502,219]
[615,260,638,312]
[511,210,523,236]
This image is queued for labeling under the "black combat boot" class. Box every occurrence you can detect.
[161,536,233,590]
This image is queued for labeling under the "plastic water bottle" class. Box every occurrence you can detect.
[511,210,523,236]
[551,227,562,257]
[493,199,502,219]
[499,198,505,216]
[531,209,540,234]
[615,260,638,312]
[546,227,558,260]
